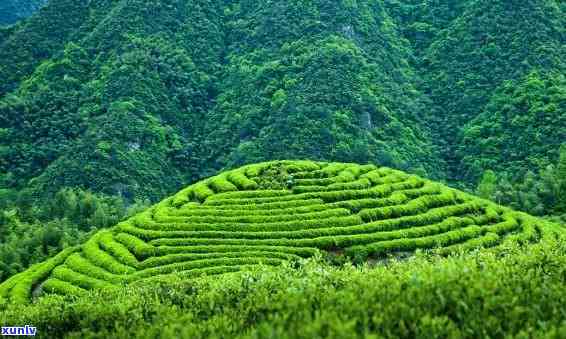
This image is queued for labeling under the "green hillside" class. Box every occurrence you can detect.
[0,0,444,202]
[458,71,566,178]
[0,1,565,337]
[0,0,563,215]
[387,0,566,182]
[1,160,562,304]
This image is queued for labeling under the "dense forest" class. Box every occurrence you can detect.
[0,0,47,26]
[0,0,565,279]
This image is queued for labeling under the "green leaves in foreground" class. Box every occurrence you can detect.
[1,237,565,339]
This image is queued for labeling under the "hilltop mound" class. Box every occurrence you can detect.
[0,161,561,303]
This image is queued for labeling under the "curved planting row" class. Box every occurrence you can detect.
[0,161,562,302]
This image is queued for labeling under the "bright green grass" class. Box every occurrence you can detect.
[0,160,563,303]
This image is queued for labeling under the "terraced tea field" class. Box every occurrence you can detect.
[0,161,561,303]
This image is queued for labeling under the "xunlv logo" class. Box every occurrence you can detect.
[1,326,37,336]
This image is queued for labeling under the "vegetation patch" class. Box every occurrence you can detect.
[0,161,562,303]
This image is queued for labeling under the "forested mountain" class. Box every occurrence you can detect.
[0,0,564,206]
[0,0,445,202]
[0,3,565,334]
[0,0,47,26]
[387,0,565,182]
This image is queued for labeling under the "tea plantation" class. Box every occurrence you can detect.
[0,161,563,304]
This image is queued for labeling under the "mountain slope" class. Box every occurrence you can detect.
[0,0,443,201]
[0,0,47,26]
[205,1,440,175]
[458,71,566,178]
[0,0,90,96]
[0,160,562,303]
[411,0,565,180]
[0,0,224,199]
[0,0,564,202]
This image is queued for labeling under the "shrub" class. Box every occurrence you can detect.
[114,231,157,259]
[436,232,500,255]
[292,178,372,194]
[284,161,321,173]
[361,201,484,232]
[329,192,409,212]
[139,251,299,269]
[41,278,87,296]
[51,266,116,291]
[320,163,349,176]
[131,214,363,233]
[4,246,79,303]
[167,203,331,218]
[205,193,315,206]
[227,170,259,191]
[190,182,215,203]
[145,216,473,249]
[64,253,124,284]
[154,245,320,258]
[129,257,285,281]
[98,231,139,268]
[207,198,326,210]
[346,225,484,259]
[151,208,351,226]
[208,175,238,193]
[82,236,136,275]
[244,163,267,178]
[359,191,458,221]
[205,190,290,201]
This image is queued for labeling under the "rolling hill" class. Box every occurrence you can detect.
[1,160,562,304]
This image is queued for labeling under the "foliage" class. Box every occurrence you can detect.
[476,146,566,218]
[476,170,497,199]
[1,236,565,338]
[0,188,150,282]
[0,0,564,213]
[0,0,446,203]
[421,0,564,180]
[460,72,566,182]
[0,161,562,303]
[0,0,47,26]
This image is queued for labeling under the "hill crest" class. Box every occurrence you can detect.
[0,160,561,303]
